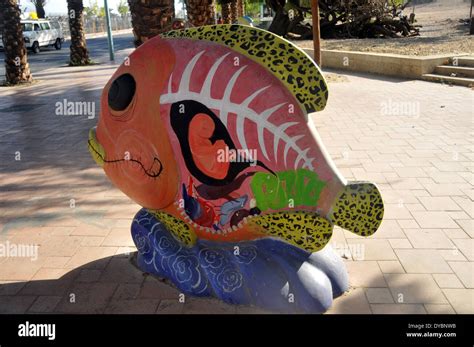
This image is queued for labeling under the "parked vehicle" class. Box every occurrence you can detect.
[0,19,65,54]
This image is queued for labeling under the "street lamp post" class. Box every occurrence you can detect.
[311,0,321,67]
[470,0,473,35]
[104,0,115,60]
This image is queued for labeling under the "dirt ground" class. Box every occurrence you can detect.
[296,0,474,56]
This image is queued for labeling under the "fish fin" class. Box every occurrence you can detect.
[329,182,384,237]
[160,24,328,114]
[247,211,333,252]
[148,210,197,247]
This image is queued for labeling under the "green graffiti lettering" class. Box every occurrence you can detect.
[250,169,326,212]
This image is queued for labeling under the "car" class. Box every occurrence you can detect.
[0,19,65,54]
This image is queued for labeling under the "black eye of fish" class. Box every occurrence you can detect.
[108,73,136,111]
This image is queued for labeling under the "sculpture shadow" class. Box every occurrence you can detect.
[0,249,442,314]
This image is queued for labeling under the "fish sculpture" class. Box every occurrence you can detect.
[88,25,384,312]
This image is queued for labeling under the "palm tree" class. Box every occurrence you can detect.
[185,0,216,26]
[67,0,91,65]
[31,0,46,18]
[0,0,33,85]
[237,0,244,17]
[230,0,237,23]
[128,0,174,46]
[219,0,231,24]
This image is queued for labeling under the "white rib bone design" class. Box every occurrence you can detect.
[160,50,314,170]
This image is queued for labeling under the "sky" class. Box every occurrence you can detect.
[19,0,185,16]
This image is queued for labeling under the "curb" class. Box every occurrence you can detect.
[303,48,470,80]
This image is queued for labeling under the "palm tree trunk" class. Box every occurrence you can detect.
[32,0,46,18]
[67,0,91,66]
[237,0,244,17]
[230,0,237,23]
[221,2,231,24]
[128,0,175,47]
[185,0,216,26]
[0,0,33,84]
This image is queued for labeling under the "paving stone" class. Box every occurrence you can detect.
[385,274,448,304]
[439,249,467,262]
[448,262,474,288]
[422,184,463,197]
[378,260,405,274]
[346,239,397,261]
[65,246,117,270]
[39,236,83,257]
[155,299,185,314]
[55,282,118,314]
[182,297,237,314]
[0,257,44,281]
[366,288,394,304]
[0,296,37,314]
[99,257,145,284]
[326,288,372,314]
[345,261,386,287]
[397,219,419,229]
[235,305,272,314]
[75,269,102,283]
[418,197,461,211]
[432,274,464,289]
[43,256,71,269]
[396,249,452,274]
[105,299,159,314]
[102,227,135,247]
[70,222,111,237]
[28,296,62,313]
[442,228,470,239]
[452,196,474,218]
[404,229,455,249]
[455,220,474,238]
[452,239,474,261]
[411,212,458,229]
[112,283,141,300]
[370,220,406,239]
[371,304,426,314]
[139,277,180,300]
[389,239,412,249]
[81,236,105,246]
[424,304,455,314]
[442,289,474,314]
[0,281,26,295]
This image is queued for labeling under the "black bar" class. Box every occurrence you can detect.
[0,314,472,346]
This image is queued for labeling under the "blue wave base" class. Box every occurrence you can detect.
[131,208,349,313]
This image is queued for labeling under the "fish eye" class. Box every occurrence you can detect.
[108,73,136,112]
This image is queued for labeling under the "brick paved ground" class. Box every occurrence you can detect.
[0,60,472,314]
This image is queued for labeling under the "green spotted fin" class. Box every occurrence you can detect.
[148,210,197,247]
[247,211,333,252]
[329,182,384,237]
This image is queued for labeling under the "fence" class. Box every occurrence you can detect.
[48,14,132,37]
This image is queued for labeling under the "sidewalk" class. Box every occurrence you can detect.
[0,63,472,314]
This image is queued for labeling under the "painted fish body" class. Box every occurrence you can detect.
[89,25,384,252]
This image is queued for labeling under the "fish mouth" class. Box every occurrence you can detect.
[88,127,164,179]
[174,201,254,236]
[88,127,105,167]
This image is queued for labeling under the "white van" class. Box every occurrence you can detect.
[0,19,65,54]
